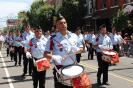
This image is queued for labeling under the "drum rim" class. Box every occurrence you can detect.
[102,50,116,55]
[61,64,84,77]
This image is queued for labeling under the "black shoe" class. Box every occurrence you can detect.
[102,82,110,85]
[21,73,26,77]
[29,73,32,76]
[97,82,101,86]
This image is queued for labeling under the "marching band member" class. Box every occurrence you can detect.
[6,31,14,60]
[29,28,48,88]
[21,24,35,76]
[117,31,124,56]
[75,27,85,63]
[13,30,23,66]
[109,27,120,53]
[0,32,5,50]
[44,14,83,88]
[85,29,95,60]
[93,24,113,86]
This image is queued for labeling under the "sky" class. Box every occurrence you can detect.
[0,0,34,28]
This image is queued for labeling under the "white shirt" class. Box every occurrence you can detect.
[117,35,124,44]
[22,31,35,49]
[13,36,23,47]
[45,31,83,66]
[93,34,113,52]
[77,33,85,44]
[0,35,5,42]
[109,33,119,45]
[6,35,14,45]
[31,35,48,59]
[85,34,96,43]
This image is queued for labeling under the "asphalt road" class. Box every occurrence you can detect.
[0,48,133,88]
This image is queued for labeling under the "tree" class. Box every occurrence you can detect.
[27,0,54,31]
[113,9,128,31]
[17,11,28,32]
[58,0,86,31]
[18,11,28,23]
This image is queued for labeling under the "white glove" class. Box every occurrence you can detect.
[52,55,64,65]
[26,52,32,58]
[67,46,80,54]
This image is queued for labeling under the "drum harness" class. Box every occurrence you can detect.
[50,35,79,84]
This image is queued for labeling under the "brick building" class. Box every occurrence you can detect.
[84,0,133,32]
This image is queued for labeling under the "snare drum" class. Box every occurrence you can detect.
[102,51,116,62]
[57,64,84,86]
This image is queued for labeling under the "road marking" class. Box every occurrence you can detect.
[0,52,14,88]
[81,62,133,83]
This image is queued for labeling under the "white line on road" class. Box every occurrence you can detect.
[0,52,14,88]
[81,62,133,83]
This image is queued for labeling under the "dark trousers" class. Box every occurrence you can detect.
[7,46,9,56]
[97,52,109,83]
[53,66,73,88]
[76,54,81,63]
[23,48,33,74]
[113,44,119,53]
[88,44,94,60]
[14,46,22,65]
[32,66,46,88]
[10,50,14,61]
[7,45,14,61]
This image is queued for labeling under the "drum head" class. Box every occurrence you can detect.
[61,64,84,78]
[103,51,116,55]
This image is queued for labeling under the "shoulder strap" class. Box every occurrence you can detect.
[50,35,56,51]
[96,34,100,42]
[29,38,34,46]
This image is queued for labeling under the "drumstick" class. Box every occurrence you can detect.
[62,53,76,62]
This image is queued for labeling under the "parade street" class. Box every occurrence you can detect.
[0,48,133,88]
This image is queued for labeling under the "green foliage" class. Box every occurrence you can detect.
[18,11,29,25]
[113,10,133,31]
[3,27,9,33]
[113,9,132,31]
[16,0,87,32]
[59,0,86,31]
[27,0,54,31]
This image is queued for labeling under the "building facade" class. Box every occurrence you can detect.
[85,0,133,32]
